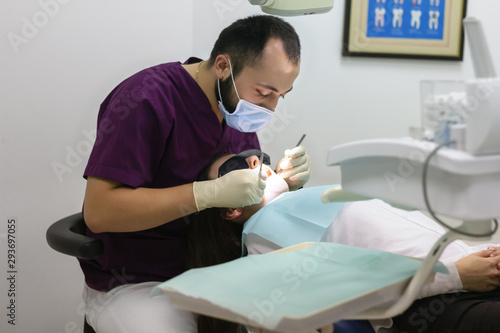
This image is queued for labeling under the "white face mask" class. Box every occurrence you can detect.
[261,166,289,205]
[218,59,274,133]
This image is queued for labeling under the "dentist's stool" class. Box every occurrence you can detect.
[46,213,102,333]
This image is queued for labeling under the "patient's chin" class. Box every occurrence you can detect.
[238,201,265,223]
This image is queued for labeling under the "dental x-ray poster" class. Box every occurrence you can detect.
[367,0,444,40]
[342,0,467,60]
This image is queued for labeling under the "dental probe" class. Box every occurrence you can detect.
[295,134,306,147]
[278,134,306,174]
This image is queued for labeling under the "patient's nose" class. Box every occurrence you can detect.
[246,155,260,169]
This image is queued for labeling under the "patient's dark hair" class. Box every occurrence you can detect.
[186,153,245,333]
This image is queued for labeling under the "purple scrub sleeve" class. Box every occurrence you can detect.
[80,58,260,291]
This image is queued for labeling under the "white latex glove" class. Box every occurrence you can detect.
[277,146,312,190]
[193,168,267,211]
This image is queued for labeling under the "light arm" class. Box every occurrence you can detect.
[248,0,334,16]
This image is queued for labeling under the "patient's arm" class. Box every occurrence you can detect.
[456,247,500,292]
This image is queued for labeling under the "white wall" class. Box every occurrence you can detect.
[0,1,193,332]
[1,0,499,332]
[191,1,500,186]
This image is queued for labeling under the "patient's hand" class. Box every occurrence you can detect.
[488,246,500,258]
[456,248,500,292]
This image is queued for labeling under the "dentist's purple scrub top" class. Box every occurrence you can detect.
[80,58,260,291]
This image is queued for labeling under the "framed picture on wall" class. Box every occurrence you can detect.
[342,0,468,60]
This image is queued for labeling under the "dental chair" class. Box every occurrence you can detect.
[153,135,500,332]
[47,214,378,333]
[46,213,102,333]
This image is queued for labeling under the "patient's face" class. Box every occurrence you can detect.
[209,153,289,222]
[208,153,265,181]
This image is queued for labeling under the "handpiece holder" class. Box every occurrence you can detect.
[326,138,500,221]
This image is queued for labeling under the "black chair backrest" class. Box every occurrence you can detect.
[46,213,103,260]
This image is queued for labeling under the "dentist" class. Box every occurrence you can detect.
[80,15,311,333]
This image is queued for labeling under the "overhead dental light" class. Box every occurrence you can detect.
[248,0,334,16]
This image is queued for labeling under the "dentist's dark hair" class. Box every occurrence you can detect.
[208,15,301,77]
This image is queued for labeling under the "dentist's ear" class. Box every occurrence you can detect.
[214,54,232,80]
[223,207,244,221]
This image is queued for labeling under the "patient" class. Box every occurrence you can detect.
[187,150,500,333]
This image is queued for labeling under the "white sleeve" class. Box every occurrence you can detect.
[418,243,500,298]
[417,257,465,299]
[468,243,500,252]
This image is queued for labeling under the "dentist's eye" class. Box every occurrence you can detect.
[257,90,270,98]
